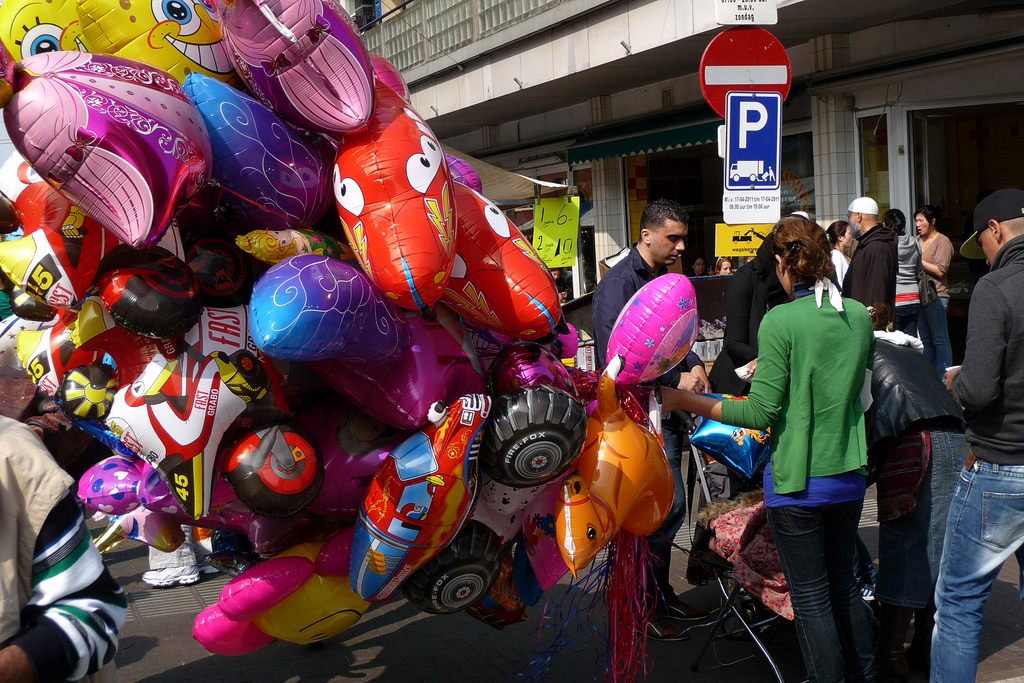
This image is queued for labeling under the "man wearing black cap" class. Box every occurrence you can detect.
[932,189,1024,682]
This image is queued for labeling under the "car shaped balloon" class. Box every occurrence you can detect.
[219,0,374,135]
[76,0,237,83]
[4,53,213,248]
[333,82,455,310]
[441,183,560,339]
[349,394,490,602]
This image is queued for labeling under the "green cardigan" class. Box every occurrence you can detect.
[720,294,875,495]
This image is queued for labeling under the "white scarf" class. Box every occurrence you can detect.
[814,278,844,311]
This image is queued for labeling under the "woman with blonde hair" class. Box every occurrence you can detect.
[665,217,877,682]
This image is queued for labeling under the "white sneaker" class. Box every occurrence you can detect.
[142,565,201,588]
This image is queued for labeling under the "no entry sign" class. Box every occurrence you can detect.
[699,27,792,119]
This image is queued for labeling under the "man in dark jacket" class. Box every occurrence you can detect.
[843,196,898,309]
[592,198,710,640]
[933,189,1024,682]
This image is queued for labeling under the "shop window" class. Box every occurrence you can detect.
[859,114,890,214]
[781,132,815,217]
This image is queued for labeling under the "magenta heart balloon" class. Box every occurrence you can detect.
[220,0,374,135]
[4,53,212,248]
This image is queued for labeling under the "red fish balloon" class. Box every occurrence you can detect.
[4,52,212,248]
[333,82,456,310]
[442,183,560,339]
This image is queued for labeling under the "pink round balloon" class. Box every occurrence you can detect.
[5,53,212,247]
[194,604,276,656]
[78,455,147,515]
[607,273,699,384]
[297,398,411,519]
[310,316,485,430]
[487,342,575,398]
[220,0,375,135]
[557,323,579,359]
[371,55,408,101]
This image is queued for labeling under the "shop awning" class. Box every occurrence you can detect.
[568,120,720,166]
[441,143,566,201]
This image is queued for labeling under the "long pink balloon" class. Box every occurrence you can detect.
[219,556,315,621]
[4,53,211,247]
[194,604,276,656]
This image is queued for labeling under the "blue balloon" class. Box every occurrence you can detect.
[183,73,335,231]
[248,254,410,363]
[690,394,771,480]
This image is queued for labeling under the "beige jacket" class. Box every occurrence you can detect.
[0,417,118,682]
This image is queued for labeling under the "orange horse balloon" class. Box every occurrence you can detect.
[555,355,674,575]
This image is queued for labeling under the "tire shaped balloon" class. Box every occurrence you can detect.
[97,250,204,339]
[402,521,501,615]
[58,362,117,421]
[220,416,325,518]
[479,386,588,488]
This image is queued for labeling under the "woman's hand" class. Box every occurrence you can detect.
[662,387,723,421]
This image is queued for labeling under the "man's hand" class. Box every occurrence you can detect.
[945,365,961,393]
[0,645,35,683]
[676,372,706,394]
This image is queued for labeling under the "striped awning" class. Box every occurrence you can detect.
[568,121,720,166]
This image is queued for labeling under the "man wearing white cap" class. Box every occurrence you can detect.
[842,196,898,310]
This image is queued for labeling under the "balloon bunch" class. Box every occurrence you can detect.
[0,0,702,656]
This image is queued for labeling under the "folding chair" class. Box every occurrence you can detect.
[683,441,785,683]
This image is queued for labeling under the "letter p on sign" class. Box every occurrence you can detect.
[738,101,767,148]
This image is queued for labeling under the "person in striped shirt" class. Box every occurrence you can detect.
[0,415,127,683]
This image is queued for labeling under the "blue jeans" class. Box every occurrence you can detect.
[648,426,687,618]
[893,303,920,337]
[933,458,1024,682]
[918,297,952,376]
[767,501,876,682]
[876,430,967,607]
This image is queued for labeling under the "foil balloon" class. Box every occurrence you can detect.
[445,154,483,193]
[0,182,120,309]
[690,398,771,480]
[486,342,576,397]
[296,397,412,520]
[195,530,369,653]
[470,476,557,541]
[556,323,579,359]
[97,249,204,339]
[0,0,86,62]
[333,82,455,310]
[0,29,14,108]
[235,227,346,265]
[219,0,374,134]
[310,315,484,431]
[479,386,587,488]
[76,0,237,83]
[17,298,297,519]
[606,273,699,385]
[184,73,335,231]
[0,313,54,379]
[401,520,502,615]
[441,183,560,339]
[4,53,213,248]
[349,394,490,602]
[555,356,674,575]
[248,254,410,363]
[78,454,147,515]
[370,54,407,101]
[185,235,254,307]
[521,478,569,590]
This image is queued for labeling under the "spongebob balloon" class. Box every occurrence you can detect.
[0,0,87,62]
[77,0,237,83]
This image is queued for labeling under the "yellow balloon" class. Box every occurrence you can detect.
[0,0,87,62]
[76,0,238,84]
[252,541,370,645]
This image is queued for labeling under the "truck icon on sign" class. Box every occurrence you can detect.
[730,161,775,183]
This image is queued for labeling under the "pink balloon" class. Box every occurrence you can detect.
[522,476,569,590]
[607,273,699,385]
[371,55,408,101]
[311,316,484,430]
[297,398,411,519]
[78,455,147,516]
[557,323,579,359]
[194,604,276,656]
[487,342,576,398]
[219,556,315,621]
[445,154,483,193]
[4,53,212,247]
[220,0,375,135]
[314,526,355,576]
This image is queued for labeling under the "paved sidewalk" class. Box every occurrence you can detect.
[103,491,1024,682]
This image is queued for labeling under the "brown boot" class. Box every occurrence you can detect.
[905,603,935,673]
[876,603,914,681]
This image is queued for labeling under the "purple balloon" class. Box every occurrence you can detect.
[445,154,483,193]
[77,455,146,515]
[297,397,411,519]
[310,316,485,430]
[184,73,335,231]
[249,254,411,362]
[487,342,576,397]
[220,0,375,135]
[4,53,212,247]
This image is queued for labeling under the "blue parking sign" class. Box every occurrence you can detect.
[725,92,781,192]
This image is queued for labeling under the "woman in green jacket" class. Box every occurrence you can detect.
[665,217,877,682]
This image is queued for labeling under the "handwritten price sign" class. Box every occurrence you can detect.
[532,197,580,268]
